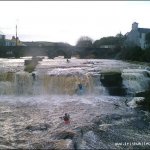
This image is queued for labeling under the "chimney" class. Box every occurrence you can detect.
[132,22,138,31]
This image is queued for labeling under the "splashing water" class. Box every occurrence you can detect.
[0,58,150,149]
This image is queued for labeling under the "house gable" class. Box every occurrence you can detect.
[125,23,150,49]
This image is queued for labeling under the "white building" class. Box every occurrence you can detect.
[5,39,16,46]
[125,22,150,49]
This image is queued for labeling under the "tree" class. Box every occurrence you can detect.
[76,36,93,47]
[118,46,143,61]
[93,33,125,49]
[93,36,116,47]
[145,32,150,48]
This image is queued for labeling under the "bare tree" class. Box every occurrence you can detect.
[76,36,93,47]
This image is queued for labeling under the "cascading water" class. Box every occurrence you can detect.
[0,59,108,95]
[0,58,150,149]
[122,69,150,96]
[0,71,98,95]
[14,71,33,95]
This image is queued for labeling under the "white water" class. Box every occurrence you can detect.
[122,69,150,95]
[0,58,149,96]
[0,58,150,149]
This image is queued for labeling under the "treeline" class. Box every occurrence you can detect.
[75,33,150,62]
[117,46,150,62]
[1,32,150,62]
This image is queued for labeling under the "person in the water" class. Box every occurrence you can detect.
[66,59,70,63]
[77,83,83,95]
[78,83,83,90]
[63,113,70,124]
[32,72,36,80]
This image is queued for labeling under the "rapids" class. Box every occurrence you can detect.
[0,58,150,149]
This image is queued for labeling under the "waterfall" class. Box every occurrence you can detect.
[92,74,108,95]
[2,69,150,96]
[0,81,13,95]
[122,69,150,95]
[38,74,95,95]
[14,71,33,95]
[0,72,15,95]
[0,72,34,95]
[0,70,109,96]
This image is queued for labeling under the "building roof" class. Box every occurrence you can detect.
[0,31,5,35]
[133,22,138,24]
[5,39,15,42]
[138,28,150,34]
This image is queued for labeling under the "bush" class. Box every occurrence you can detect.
[142,48,150,62]
[118,46,143,61]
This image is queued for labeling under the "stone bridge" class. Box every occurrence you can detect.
[0,46,113,59]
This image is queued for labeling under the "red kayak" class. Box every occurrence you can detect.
[64,120,70,124]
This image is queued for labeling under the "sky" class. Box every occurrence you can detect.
[0,1,150,45]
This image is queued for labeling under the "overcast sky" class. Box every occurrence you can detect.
[0,1,150,45]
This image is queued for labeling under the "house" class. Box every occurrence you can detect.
[4,35,25,46]
[5,39,16,46]
[10,36,25,46]
[125,22,150,49]
[0,30,25,46]
[0,31,6,46]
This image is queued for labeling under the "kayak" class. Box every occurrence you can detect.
[64,120,70,124]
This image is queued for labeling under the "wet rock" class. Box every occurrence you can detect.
[100,72,122,87]
[52,130,76,140]
[42,139,74,149]
[92,116,103,125]
[30,142,44,149]
[128,97,144,108]
[78,130,110,149]
[135,90,150,97]
[114,103,120,108]
[100,72,126,96]
[0,118,6,121]
[92,114,122,125]
[135,92,150,111]
[54,139,74,149]
[99,124,112,131]
[24,57,43,73]
[25,123,50,131]
[0,137,12,147]
[75,123,97,135]
[0,145,15,149]
[109,114,122,120]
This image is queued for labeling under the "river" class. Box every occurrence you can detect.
[0,57,150,149]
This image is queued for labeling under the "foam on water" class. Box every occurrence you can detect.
[122,69,150,95]
[0,58,150,149]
